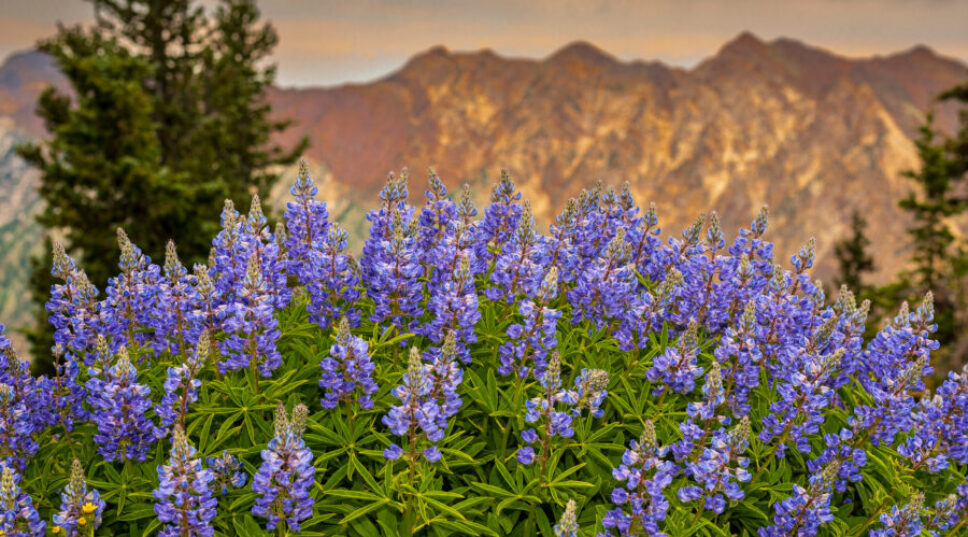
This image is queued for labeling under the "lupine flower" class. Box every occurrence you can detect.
[383,347,444,462]
[758,461,838,537]
[417,169,458,274]
[499,268,562,377]
[567,227,639,331]
[677,417,752,514]
[252,403,315,531]
[47,345,88,434]
[305,224,361,329]
[0,335,45,467]
[870,493,925,537]
[86,346,160,462]
[759,348,844,458]
[185,264,221,349]
[152,240,193,356]
[206,451,247,495]
[928,493,962,534]
[554,499,580,537]
[52,459,104,536]
[486,201,549,303]
[156,332,210,429]
[474,170,522,273]
[423,254,481,363]
[153,426,217,537]
[361,172,425,334]
[854,295,936,447]
[520,351,573,465]
[218,253,282,378]
[427,332,464,429]
[45,242,100,363]
[519,352,606,468]
[646,321,704,395]
[0,464,44,536]
[710,301,762,417]
[601,420,676,537]
[100,229,162,351]
[562,368,610,417]
[672,361,727,462]
[805,428,867,493]
[285,162,332,278]
[211,199,248,305]
[319,318,378,410]
[243,194,291,311]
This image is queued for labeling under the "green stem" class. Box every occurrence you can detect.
[690,506,704,526]
[850,497,890,537]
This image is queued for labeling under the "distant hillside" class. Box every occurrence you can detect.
[0,34,966,356]
[268,33,968,285]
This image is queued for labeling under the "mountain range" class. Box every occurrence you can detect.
[0,32,966,354]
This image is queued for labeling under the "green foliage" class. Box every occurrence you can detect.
[17,292,964,536]
[868,80,968,372]
[17,0,306,371]
[897,113,962,293]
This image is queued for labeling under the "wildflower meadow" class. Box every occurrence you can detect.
[0,165,966,537]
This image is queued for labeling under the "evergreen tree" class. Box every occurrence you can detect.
[898,113,962,292]
[833,210,875,295]
[885,111,964,371]
[18,0,305,371]
[940,81,968,177]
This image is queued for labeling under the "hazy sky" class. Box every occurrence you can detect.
[2,0,967,87]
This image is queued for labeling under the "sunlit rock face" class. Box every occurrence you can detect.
[267,34,967,283]
[0,35,966,357]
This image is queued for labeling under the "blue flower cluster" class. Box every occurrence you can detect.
[206,451,247,496]
[0,329,48,469]
[286,164,360,329]
[499,267,562,377]
[153,426,216,537]
[252,403,315,532]
[361,172,424,335]
[383,347,448,463]
[9,165,968,536]
[0,463,44,536]
[52,459,104,537]
[156,332,210,429]
[319,317,378,410]
[600,421,674,537]
[517,352,609,467]
[85,346,161,462]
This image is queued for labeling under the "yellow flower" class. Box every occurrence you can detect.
[82,502,97,514]
[52,528,62,534]
[77,516,87,526]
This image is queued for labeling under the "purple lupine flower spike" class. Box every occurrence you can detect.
[252,403,315,532]
[319,317,378,411]
[0,463,45,536]
[52,459,105,537]
[85,346,161,462]
[153,426,217,537]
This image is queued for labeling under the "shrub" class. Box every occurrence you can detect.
[1,166,966,537]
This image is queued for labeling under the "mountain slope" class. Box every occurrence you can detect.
[268,33,966,284]
[0,34,966,356]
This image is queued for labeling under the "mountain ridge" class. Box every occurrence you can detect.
[0,34,966,356]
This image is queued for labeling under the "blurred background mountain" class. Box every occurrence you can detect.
[0,1,967,366]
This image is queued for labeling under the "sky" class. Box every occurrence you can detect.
[1,0,967,87]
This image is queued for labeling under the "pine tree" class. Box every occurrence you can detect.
[18,0,305,371]
[890,112,963,369]
[833,211,875,295]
